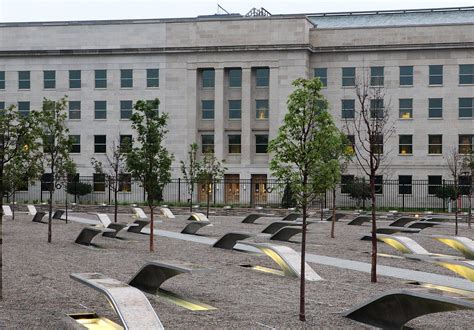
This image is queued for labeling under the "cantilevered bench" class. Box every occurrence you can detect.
[430,235,474,260]
[374,234,431,255]
[407,221,442,230]
[270,226,303,242]
[237,241,322,281]
[324,213,346,221]
[388,217,419,227]
[343,289,474,329]
[2,205,12,217]
[188,212,209,221]
[75,226,115,246]
[70,273,164,329]
[31,211,47,223]
[212,232,253,250]
[261,221,305,234]
[241,214,263,224]
[127,219,150,234]
[96,213,138,238]
[347,216,371,226]
[282,213,300,221]
[132,207,147,219]
[360,227,421,240]
[128,260,215,311]
[52,209,65,220]
[405,255,474,281]
[160,207,175,219]
[27,204,37,216]
[181,221,212,235]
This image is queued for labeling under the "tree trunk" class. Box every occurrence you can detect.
[299,174,308,322]
[370,173,377,283]
[149,203,154,252]
[320,196,324,221]
[48,188,53,243]
[12,192,15,220]
[468,193,472,229]
[206,183,210,218]
[114,189,118,223]
[455,199,459,236]
[331,188,336,238]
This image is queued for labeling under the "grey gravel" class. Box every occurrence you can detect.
[1,212,473,329]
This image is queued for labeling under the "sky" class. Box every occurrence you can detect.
[0,0,473,22]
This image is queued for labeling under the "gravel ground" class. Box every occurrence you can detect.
[1,211,473,329]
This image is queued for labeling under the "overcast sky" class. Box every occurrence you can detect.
[0,0,473,22]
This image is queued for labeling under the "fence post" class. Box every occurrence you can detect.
[250,178,254,208]
[442,179,446,212]
[178,178,181,204]
[402,185,405,212]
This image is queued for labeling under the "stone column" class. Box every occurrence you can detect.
[241,68,252,166]
[214,68,225,160]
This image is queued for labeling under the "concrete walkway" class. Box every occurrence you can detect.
[68,217,474,291]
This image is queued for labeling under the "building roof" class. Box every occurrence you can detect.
[306,7,474,28]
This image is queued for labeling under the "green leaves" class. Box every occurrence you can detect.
[269,77,348,207]
[125,98,174,206]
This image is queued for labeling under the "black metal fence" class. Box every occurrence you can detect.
[6,177,473,212]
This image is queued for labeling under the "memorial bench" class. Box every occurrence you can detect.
[187,212,209,221]
[282,213,300,221]
[241,214,263,224]
[347,216,371,226]
[75,226,115,246]
[212,232,254,250]
[181,221,212,235]
[430,235,474,260]
[70,273,164,329]
[343,289,474,329]
[269,226,303,242]
[237,241,322,281]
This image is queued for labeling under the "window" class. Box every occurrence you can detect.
[201,134,214,153]
[0,102,4,110]
[370,99,384,119]
[459,175,472,195]
[428,98,443,118]
[120,100,133,119]
[0,71,4,89]
[69,70,81,89]
[371,134,384,154]
[147,69,159,88]
[94,101,107,119]
[346,135,355,154]
[429,65,443,85]
[314,68,327,87]
[459,98,474,118]
[68,101,81,119]
[43,100,55,113]
[120,69,133,88]
[340,175,354,194]
[118,174,132,192]
[370,66,384,86]
[43,70,56,89]
[428,135,442,154]
[399,135,413,155]
[342,67,355,87]
[399,175,412,195]
[146,99,160,117]
[41,173,53,192]
[399,99,413,119]
[93,173,106,192]
[43,135,54,153]
[18,71,30,89]
[18,101,30,117]
[428,176,442,195]
[120,135,132,152]
[228,100,241,119]
[228,135,241,154]
[255,68,269,87]
[341,99,355,119]
[69,135,81,153]
[459,135,473,154]
[459,64,474,85]
[256,99,269,120]
[95,70,107,89]
[375,175,383,194]
[255,134,269,154]
[399,66,413,86]
[228,69,242,88]
[201,100,215,120]
[201,69,215,88]
[94,135,106,153]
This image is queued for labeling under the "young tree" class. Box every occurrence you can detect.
[196,154,226,218]
[269,77,345,322]
[344,68,395,283]
[0,104,43,222]
[39,97,75,243]
[180,143,200,212]
[461,150,473,228]
[126,99,173,252]
[91,138,129,222]
[65,181,92,204]
[446,147,464,235]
